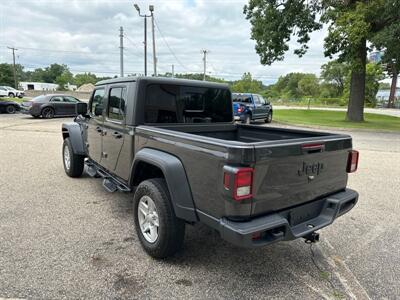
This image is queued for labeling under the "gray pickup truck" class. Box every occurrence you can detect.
[61,77,359,258]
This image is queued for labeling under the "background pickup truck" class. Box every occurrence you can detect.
[61,77,359,258]
[232,92,273,124]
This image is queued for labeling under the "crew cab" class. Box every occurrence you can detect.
[233,93,273,124]
[61,77,359,258]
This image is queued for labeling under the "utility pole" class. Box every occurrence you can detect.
[150,5,157,76]
[201,49,209,81]
[119,26,124,77]
[7,47,18,88]
[171,64,174,78]
[134,4,153,77]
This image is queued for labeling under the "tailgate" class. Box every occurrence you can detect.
[251,137,352,216]
[233,103,240,115]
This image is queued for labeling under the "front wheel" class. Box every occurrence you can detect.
[62,138,84,177]
[6,105,16,114]
[133,178,185,259]
[265,111,273,123]
[8,93,15,98]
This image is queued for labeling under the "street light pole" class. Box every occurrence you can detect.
[144,16,147,76]
[150,5,157,77]
[134,3,155,77]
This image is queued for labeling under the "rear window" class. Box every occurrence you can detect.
[232,94,252,103]
[145,84,232,123]
[31,95,47,102]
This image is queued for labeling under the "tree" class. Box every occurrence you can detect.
[320,60,348,96]
[231,72,264,93]
[270,72,319,99]
[55,70,74,90]
[343,62,384,108]
[370,1,400,108]
[364,63,384,107]
[244,0,399,121]
[0,64,15,86]
[74,72,98,87]
[298,74,319,97]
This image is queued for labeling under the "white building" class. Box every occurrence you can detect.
[19,82,58,91]
[19,82,77,91]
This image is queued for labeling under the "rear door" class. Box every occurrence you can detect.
[49,96,65,115]
[251,136,352,216]
[86,88,105,163]
[101,85,127,172]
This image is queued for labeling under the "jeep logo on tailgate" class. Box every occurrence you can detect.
[298,162,325,177]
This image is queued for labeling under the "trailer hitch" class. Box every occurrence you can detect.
[304,232,320,244]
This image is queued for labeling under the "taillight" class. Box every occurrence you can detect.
[347,150,359,173]
[237,106,244,113]
[224,167,253,201]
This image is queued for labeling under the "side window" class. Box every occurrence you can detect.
[108,87,126,121]
[51,96,63,102]
[90,88,105,114]
[63,96,79,103]
[258,95,267,104]
[253,95,261,104]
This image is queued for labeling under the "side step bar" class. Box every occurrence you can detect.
[85,161,131,193]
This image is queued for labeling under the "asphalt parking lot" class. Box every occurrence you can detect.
[0,113,399,299]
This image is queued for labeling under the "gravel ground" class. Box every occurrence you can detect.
[0,114,399,299]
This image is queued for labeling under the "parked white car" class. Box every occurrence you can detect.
[0,86,25,98]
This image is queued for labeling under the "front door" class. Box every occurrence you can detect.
[86,88,105,163]
[63,96,80,115]
[252,94,263,118]
[101,86,127,172]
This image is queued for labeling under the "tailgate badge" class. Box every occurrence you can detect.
[298,162,324,179]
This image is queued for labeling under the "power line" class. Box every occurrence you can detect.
[154,19,189,72]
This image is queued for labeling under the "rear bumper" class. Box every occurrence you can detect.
[198,188,358,248]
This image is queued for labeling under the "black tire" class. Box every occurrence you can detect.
[42,107,55,119]
[242,114,251,124]
[265,111,273,123]
[6,105,16,114]
[62,138,84,178]
[133,178,185,259]
[8,92,15,98]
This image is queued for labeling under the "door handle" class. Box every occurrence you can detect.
[95,126,102,133]
[112,132,122,139]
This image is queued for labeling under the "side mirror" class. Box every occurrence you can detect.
[76,102,88,115]
[94,105,103,116]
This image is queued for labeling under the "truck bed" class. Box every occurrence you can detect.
[154,123,338,144]
[135,123,352,220]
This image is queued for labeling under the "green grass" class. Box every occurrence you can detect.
[274,109,400,131]
[0,97,25,103]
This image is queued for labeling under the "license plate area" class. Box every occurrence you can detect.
[287,199,325,226]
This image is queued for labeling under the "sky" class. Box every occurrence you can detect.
[0,0,331,85]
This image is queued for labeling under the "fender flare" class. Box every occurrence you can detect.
[130,148,198,222]
[61,122,86,155]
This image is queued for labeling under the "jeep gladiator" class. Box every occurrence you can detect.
[61,77,359,258]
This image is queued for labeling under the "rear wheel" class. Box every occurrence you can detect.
[42,107,55,119]
[5,105,16,114]
[133,178,185,259]
[265,111,272,123]
[62,138,84,178]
